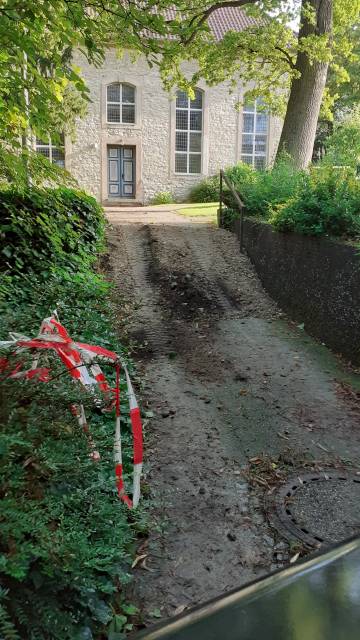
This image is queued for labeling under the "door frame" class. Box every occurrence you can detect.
[101,136,143,204]
[107,145,136,198]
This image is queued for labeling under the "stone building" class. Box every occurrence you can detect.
[35,7,283,205]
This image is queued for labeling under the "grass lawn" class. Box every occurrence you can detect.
[178,202,218,220]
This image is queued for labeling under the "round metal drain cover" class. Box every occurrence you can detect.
[269,471,360,548]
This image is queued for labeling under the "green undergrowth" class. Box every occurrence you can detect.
[190,159,360,240]
[0,188,147,639]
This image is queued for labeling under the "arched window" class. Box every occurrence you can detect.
[175,89,203,174]
[106,83,135,124]
[241,98,268,169]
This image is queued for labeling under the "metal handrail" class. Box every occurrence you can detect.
[219,169,245,253]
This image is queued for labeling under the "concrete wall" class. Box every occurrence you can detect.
[67,50,283,204]
[228,218,360,364]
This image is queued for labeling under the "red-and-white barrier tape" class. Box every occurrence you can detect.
[0,312,143,508]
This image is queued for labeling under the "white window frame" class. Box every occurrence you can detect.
[175,89,203,175]
[241,99,269,169]
[106,82,136,125]
[35,136,65,167]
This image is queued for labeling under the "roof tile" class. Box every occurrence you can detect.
[208,6,258,40]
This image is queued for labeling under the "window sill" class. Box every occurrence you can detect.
[104,122,139,129]
[173,172,204,177]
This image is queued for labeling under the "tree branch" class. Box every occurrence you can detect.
[183,0,259,44]
[274,45,296,70]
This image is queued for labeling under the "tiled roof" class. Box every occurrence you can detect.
[149,6,258,40]
[208,6,259,40]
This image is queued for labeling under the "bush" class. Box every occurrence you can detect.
[151,191,174,205]
[189,175,219,202]
[270,166,360,238]
[225,158,305,217]
[0,185,143,638]
[0,274,140,640]
[322,106,360,169]
[221,207,239,230]
[189,160,303,215]
[0,187,104,278]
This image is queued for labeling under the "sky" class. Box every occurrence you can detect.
[269,0,301,30]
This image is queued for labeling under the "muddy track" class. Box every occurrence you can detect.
[106,213,360,626]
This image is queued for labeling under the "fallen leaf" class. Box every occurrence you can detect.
[141,559,155,572]
[132,554,147,569]
[173,604,187,616]
[316,443,329,453]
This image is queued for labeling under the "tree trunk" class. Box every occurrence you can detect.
[277,0,333,169]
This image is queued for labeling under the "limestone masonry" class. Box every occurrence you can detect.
[67,50,283,204]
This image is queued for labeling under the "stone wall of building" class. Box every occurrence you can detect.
[67,50,283,204]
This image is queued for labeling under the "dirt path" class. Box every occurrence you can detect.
[106,209,360,625]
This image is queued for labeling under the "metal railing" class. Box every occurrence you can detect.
[218,169,245,253]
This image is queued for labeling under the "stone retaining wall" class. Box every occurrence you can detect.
[228,217,360,364]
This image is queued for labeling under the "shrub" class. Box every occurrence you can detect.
[270,166,360,238]
[322,106,360,169]
[221,207,239,230]
[189,160,303,214]
[0,274,140,640]
[151,191,174,205]
[189,175,219,202]
[225,158,305,217]
[0,185,142,638]
[0,187,104,278]
[224,163,257,212]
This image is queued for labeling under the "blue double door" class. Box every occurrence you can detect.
[108,146,135,198]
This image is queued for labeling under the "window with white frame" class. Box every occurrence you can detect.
[35,134,65,167]
[175,89,203,174]
[241,99,269,169]
[106,83,135,124]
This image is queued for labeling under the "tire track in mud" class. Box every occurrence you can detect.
[107,219,280,622]
[106,214,360,627]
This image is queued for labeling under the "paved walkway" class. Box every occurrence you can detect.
[106,203,215,225]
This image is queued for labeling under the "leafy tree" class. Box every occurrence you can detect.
[313,24,360,162]
[278,0,360,168]
[0,1,359,174]
[178,0,360,169]
[322,105,360,167]
[326,24,360,116]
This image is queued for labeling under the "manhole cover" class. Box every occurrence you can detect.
[268,470,360,548]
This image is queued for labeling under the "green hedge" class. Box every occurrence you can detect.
[0,274,140,640]
[189,175,219,202]
[225,159,304,217]
[270,167,360,238]
[0,187,104,277]
[188,159,303,217]
[193,160,360,240]
[0,187,143,639]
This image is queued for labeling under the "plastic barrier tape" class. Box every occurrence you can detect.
[0,312,143,508]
